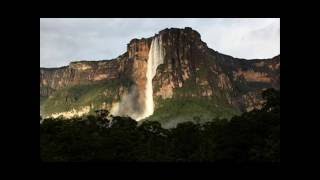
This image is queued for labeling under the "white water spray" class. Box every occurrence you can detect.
[110,35,164,121]
[142,35,165,120]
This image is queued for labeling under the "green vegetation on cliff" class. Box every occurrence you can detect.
[40,77,132,115]
[41,80,122,116]
[148,97,240,128]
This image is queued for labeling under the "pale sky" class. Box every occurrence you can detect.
[40,18,280,68]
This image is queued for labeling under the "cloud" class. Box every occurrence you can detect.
[40,18,280,67]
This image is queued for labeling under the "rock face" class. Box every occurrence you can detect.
[40,53,128,95]
[110,38,153,120]
[40,27,280,125]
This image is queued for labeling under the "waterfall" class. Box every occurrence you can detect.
[110,35,164,121]
[142,35,165,120]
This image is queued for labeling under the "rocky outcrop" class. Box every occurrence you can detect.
[40,53,129,96]
[153,28,279,109]
[40,27,280,119]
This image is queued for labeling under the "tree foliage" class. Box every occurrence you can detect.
[40,88,280,163]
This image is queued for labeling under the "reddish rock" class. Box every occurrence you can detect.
[40,27,280,116]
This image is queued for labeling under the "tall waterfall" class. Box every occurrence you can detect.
[110,36,164,121]
[143,35,165,120]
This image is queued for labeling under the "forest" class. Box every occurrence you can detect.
[40,88,280,163]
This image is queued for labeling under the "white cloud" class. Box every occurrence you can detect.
[40,18,280,67]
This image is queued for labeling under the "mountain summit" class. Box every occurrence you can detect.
[40,27,280,128]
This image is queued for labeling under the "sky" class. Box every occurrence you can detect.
[40,18,280,68]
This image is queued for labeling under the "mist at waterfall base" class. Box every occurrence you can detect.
[110,85,144,120]
[110,36,164,121]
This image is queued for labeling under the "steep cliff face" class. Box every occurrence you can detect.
[110,38,153,120]
[40,52,128,96]
[147,28,279,127]
[40,37,154,118]
[40,27,280,126]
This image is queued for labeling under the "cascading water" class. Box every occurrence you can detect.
[142,35,165,120]
[110,35,164,121]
